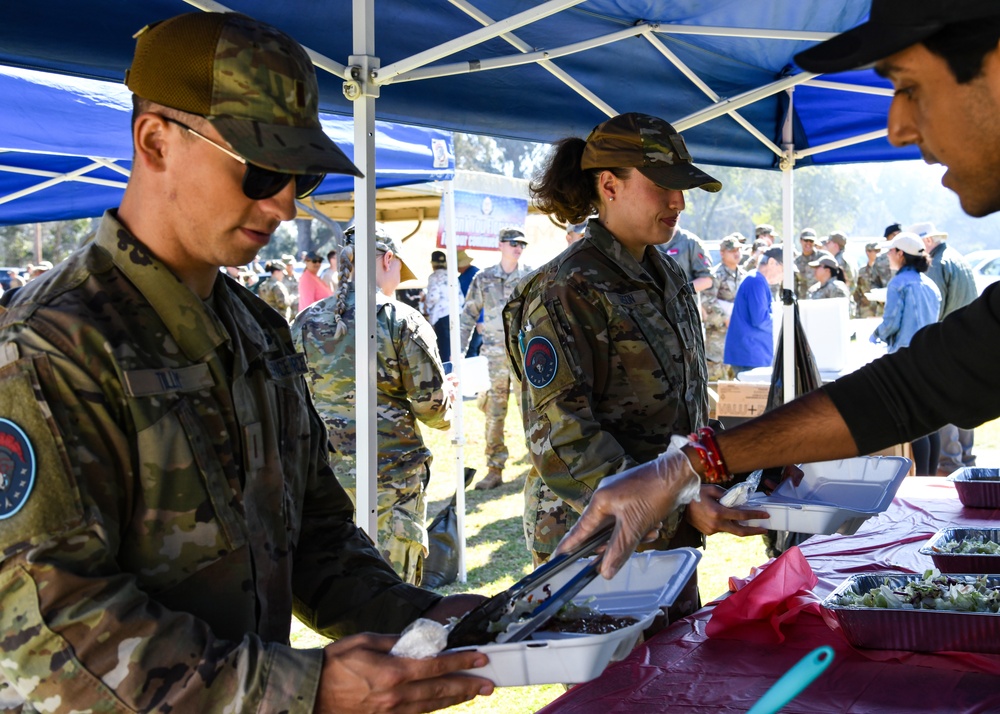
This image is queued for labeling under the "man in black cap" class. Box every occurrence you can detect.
[555,1,1000,579]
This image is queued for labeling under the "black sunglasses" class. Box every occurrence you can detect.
[162,116,325,200]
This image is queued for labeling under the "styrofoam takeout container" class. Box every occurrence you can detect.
[456,547,701,686]
[949,467,1000,509]
[738,456,910,535]
[919,527,1000,574]
[821,572,1000,653]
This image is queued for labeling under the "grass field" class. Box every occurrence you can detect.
[290,394,768,713]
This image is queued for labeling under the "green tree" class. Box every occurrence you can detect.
[454,132,548,179]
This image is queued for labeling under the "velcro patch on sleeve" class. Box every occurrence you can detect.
[0,358,83,554]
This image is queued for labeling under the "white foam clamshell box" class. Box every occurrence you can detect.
[738,455,910,535]
[456,547,701,686]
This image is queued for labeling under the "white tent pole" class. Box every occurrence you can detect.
[447,0,617,117]
[0,162,123,206]
[656,24,835,42]
[781,88,796,407]
[796,129,888,159]
[673,72,816,132]
[373,0,584,82]
[644,34,783,157]
[387,23,654,84]
[352,0,380,542]
[442,181,467,582]
[803,79,893,97]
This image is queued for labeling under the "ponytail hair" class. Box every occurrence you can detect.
[530,137,625,224]
[332,241,355,340]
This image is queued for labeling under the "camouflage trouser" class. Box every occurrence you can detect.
[479,345,520,471]
[334,454,428,585]
[855,301,882,318]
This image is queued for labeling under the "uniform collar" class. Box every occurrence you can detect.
[587,220,662,285]
[94,210,264,362]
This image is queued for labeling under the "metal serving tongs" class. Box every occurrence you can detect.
[446,522,614,649]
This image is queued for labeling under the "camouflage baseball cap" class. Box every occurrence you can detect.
[825,232,847,248]
[755,224,775,237]
[126,12,362,177]
[719,236,742,251]
[499,228,528,245]
[799,228,817,240]
[580,113,722,193]
[865,242,881,251]
[375,233,417,283]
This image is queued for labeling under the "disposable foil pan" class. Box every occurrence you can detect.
[950,468,1000,509]
[918,528,1000,574]
[821,572,1000,653]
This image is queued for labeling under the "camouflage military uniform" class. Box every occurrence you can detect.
[0,212,439,713]
[503,221,708,561]
[460,260,532,472]
[794,249,833,299]
[258,275,292,321]
[855,261,890,317]
[292,287,452,585]
[834,251,856,292]
[875,251,893,283]
[702,261,744,380]
[808,277,852,299]
[655,227,713,283]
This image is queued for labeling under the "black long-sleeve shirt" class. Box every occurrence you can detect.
[824,282,1000,454]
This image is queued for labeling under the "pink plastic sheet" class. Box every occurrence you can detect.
[537,478,1000,713]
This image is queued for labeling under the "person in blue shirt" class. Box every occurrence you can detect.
[724,247,787,377]
[871,231,942,474]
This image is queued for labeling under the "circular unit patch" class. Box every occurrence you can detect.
[0,418,36,520]
[523,336,558,389]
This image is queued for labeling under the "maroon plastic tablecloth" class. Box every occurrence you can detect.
[537,478,1000,713]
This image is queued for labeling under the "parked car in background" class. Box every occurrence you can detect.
[962,249,1000,295]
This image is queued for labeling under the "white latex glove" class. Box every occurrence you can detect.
[554,437,702,579]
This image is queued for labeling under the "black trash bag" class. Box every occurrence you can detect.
[763,294,822,557]
[421,467,475,589]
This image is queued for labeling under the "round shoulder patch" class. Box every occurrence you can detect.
[523,336,559,389]
[0,418,36,520]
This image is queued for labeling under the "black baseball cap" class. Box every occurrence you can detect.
[795,1,1000,74]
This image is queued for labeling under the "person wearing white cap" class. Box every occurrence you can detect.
[906,222,977,319]
[871,233,942,474]
[551,1,1000,580]
[906,221,979,474]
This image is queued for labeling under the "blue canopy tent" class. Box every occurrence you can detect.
[0,0,910,558]
[0,65,454,226]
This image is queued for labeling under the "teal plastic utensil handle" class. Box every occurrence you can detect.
[747,645,834,714]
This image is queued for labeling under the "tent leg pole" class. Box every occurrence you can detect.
[781,87,796,407]
[352,0,380,543]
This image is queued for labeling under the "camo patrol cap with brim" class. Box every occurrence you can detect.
[580,112,722,193]
[125,12,362,178]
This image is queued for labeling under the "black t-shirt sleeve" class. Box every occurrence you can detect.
[823,283,1000,454]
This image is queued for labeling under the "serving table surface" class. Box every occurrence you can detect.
[537,477,1000,713]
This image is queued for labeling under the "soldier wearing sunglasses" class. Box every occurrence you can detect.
[0,11,492,714]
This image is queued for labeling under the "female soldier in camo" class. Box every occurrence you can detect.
[503,112,769,619]
[292,227,454,584]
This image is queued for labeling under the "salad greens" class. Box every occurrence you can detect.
[934,535,1000,555]
[836,569,1000,613]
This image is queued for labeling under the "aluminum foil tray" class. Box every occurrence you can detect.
[821,573,1000,653]
[950,468,1000,509]
[919,528,1000,574]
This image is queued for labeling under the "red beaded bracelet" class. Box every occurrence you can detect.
[685,426,731,484]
